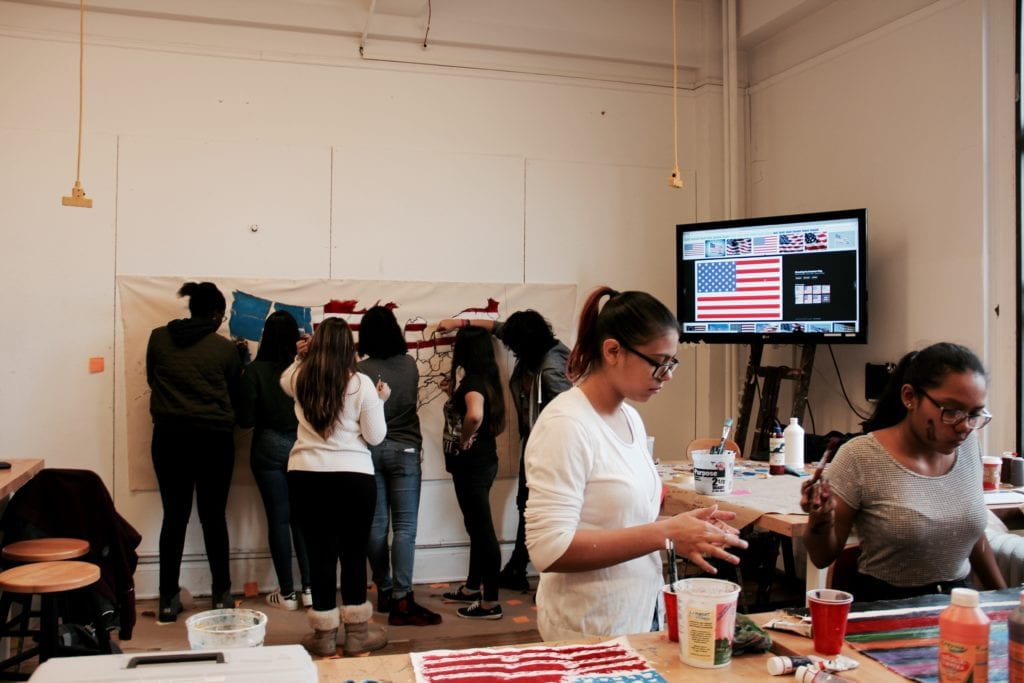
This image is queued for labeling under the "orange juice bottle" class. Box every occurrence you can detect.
[938,588,990,683]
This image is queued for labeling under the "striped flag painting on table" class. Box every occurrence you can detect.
[838,590,1019,683]
[410,638,666,683]
[695,257,782,321]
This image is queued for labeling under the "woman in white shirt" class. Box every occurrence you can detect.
[525,286,748,640]
[282,317,389,657]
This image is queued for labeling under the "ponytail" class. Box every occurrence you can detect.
[177,281,226,320]
[863,343,986,432]
[566,286,679,382]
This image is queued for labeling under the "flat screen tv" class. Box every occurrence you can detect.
[676,208,867,344]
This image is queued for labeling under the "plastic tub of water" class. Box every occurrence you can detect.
[186,608,268,650]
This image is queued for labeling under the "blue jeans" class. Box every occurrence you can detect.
[250,428,309,595]
[367,440,422,599]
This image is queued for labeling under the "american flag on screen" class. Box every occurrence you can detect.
[804,231,828,251]
[695,257,782,321]
[778,233,804,253]
[726,238,751,256]
[739,323,757,332]
[683,241,704,259]
[752,234,778,255]
[410,638,662,683]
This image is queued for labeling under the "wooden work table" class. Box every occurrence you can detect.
[0,459,44,501]
[313,613,905,682]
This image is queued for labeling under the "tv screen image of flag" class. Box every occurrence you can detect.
[675,208,867,344]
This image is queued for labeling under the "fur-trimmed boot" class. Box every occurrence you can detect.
[302,607,340,657]
[342,601,387,656]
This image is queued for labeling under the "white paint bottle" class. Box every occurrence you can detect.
[784,417,804,470]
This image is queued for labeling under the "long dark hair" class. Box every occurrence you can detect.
[449,326,506,436]
[566,286,679,382]
[863,342,987,432]
[358,305,408,359]
[178,282,225,320]
[255,311,300,365]
[296,318,358,439]
[501,310,558,371]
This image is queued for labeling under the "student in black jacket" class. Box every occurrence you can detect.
[146,281,241,623]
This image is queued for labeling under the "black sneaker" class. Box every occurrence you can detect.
[456,601,503,620]
[211,589,234,610]
[441,586,481,604]
[389,592,443,626]
[157,593,183,624]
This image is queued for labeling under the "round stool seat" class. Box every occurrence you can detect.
[2,538,90,563]
[0,561,100,594]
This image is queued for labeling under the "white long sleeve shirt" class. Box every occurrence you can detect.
[524,387,662,640]
[280,361,386,475]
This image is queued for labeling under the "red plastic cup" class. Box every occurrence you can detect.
[807,589,853,655]
[663,585,679,642]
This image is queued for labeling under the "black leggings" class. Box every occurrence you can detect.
[151,423,235,598]
[450,455,500,602]
[288,470,376,611]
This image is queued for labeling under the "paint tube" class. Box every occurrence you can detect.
[767,655,816,675]
[763,617,813,638]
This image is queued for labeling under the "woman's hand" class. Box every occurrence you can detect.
[376,379,391,402]
[459,433,477,451]
[800,476,834,533]
[296,334,312,359]
[437,319,461,333]
[663,506,747,575]
[439,375,453,396]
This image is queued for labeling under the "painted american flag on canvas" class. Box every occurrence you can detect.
[410,638,663,683]
[695,257,782,321]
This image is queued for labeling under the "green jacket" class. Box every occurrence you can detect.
[146,318,242,430]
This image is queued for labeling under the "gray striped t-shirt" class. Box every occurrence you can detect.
[828,432,986,587]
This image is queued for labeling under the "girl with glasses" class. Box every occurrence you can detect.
[524,287,747,640]
[801,342,1006,602]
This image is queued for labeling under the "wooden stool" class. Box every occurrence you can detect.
[0,561,100,679]
[1,539,89,564]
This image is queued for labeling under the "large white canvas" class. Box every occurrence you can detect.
[118,276,576,491]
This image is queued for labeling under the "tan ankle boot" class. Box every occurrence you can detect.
[302,607,340,657]
[342,601,387,656]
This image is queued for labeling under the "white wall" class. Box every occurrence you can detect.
[741,0,1017,450]
[0,0,723,596]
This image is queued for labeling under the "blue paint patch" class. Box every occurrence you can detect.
[273,302,313,335]
[229,290,272,341]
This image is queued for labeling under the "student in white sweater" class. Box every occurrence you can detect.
[525,287,748,640]
[281,317,390,657]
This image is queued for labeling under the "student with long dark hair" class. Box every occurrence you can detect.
[440,326,507,619]
[358,306,441,626]
[802,342,1005,602]
[437,311,571,591]
[282,317,389,656]
[237,311,311,611]
[525,287,747,640]
[146,281,242,623]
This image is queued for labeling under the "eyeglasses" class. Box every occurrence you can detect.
[918,389,993,429]
[618,341,678,380]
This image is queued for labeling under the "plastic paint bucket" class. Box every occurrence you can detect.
[691,450,736,495]
[186,608,268,650]
[675,578,741,668]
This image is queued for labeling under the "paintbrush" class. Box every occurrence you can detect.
[710,417,734,454]
[808,436,841,486]
[665,539,678,588]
